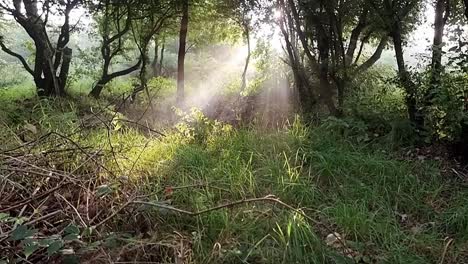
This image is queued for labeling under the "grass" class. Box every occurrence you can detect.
[1,94,467,263]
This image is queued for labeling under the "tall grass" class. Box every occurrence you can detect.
[1,96,467,263]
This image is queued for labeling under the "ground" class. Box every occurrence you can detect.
[0,95,468,263]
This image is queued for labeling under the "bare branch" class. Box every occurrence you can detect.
[0,37,34,75]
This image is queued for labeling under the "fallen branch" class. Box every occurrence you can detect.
[0,181,70,212]
[92,194,349,255]
[115,118,166,137]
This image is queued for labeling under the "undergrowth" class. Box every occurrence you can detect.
[0,98,467,263]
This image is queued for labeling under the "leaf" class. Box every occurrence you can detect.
[64,225,80,235]
[24,243,39,258]
[47,240,64,256]
[10,225,37,241]
[81,227,94,237]
[0,213,9,222]
[38,238,54,247]
[63,233,79,241]
[96,185,112,197]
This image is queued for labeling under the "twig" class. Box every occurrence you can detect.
[170,183,231,193]
[0,132,53,154]
[0,181,70,212]
[439,237,454,264]
[91,194,348,255]
[115,118,166,136]
[92,199,135,229]
[25,210,62,226]
[0,210,62,242]
[56,193,88,228]
[48,132,116,177]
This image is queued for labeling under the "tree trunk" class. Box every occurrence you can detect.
[345,9,368,67]
[464,0,468,20]
[391,25,421,128]
[429,0,448,93]
[151,38,159,77]
[89,59,142,98]
[177,0,189,105]
[89,78,110,98]
[240,21,250,92]
[132,45,150,100]
[58,47,72,95]
[159,40,165,76]
[278,8,316,114]
[317,27,340,117]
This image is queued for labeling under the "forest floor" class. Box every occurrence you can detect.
[1,96,468,263]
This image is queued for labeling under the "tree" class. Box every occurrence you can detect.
[88,0,142,98]
[0,0,81,96]
[240,6,251,92]
[173,0,247,105]
[225,0,260,92]
[277,3,317,114]
[464,0,468,19]
[277,0,390,116]
[130,0,176,99]
[430,0,450,93]
[366,0,424,128]
[176,0,189,105]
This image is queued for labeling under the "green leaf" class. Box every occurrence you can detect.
[96,185,112,197]
[103,235,119,249]
[64,225,80,235]
[47,240,64,256]
[63,233,79,241]
[24,243,39,258]
[38,238,54,247]
[0,213,9,222]
[10,225,37,241]
[82,227,94,237]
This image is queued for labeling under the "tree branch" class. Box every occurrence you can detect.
[345,8,368,66]
[0,37,34,76]
[355,35,388,72]
[107,57,142,80]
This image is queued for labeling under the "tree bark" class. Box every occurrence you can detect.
[151,38,159,77]
[391,24,421,128]
[346,9,368,67]
[58,47,72,95]
[159,39,165,76]
[355,36,388,72]
[278,12,316,114]
[132,45,150,100]
[177,0,189,105]
[429,0,449,92]
[240,20,250,92]
[90,58,142,98]
[464,0,468,20]
[281,0,339,115]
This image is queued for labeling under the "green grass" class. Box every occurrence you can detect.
[72,114,466,263]
[1,97,467,263]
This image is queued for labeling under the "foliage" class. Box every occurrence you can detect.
[174,107,233,145]
[1,0,468,262]
[423,72,468,141]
